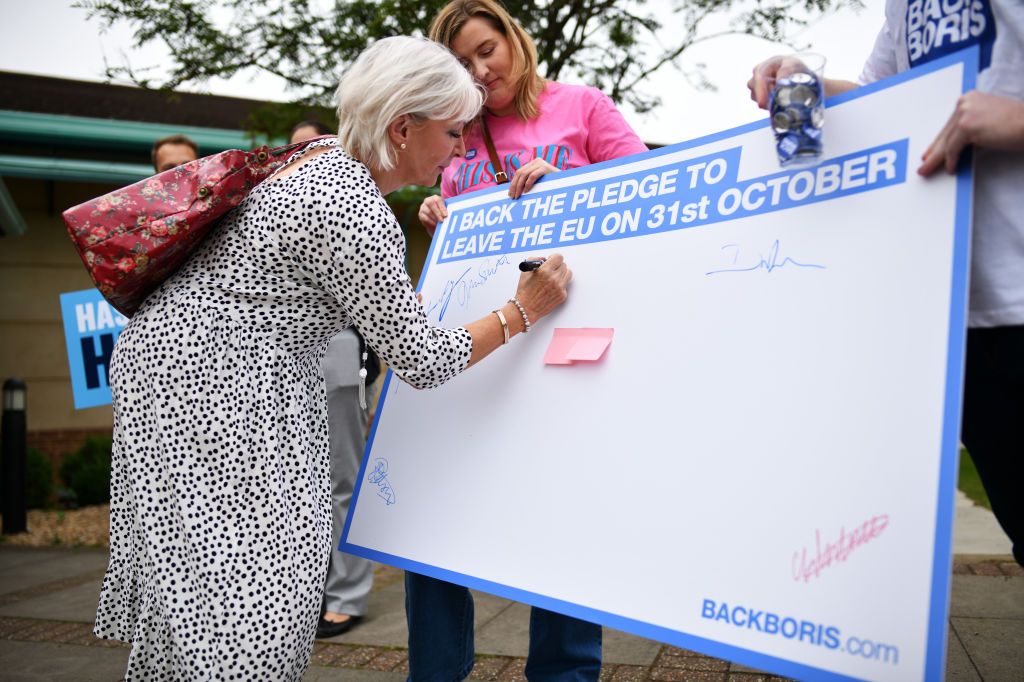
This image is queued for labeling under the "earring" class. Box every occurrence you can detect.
[400,143,407,150]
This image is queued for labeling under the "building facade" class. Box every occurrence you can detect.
[0,72,429,462]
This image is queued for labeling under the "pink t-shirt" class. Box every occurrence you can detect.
[441,81,647,198]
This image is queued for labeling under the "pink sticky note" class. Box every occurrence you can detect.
[544,328,614,365]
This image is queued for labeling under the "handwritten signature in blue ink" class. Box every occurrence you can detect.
[368,458,396,506]
[424,267,471,321]
[706,240,825,276]
[424,255,512,321]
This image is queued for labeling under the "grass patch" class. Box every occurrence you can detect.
[958,447,991,510]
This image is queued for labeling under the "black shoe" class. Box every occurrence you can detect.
[316,615,362,639]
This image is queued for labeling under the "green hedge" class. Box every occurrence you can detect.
[958,447,992,510]
[25,447,54,508]
[0,445,53,509]
[60,436,113,507]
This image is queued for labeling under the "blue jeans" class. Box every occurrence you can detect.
[405,571,602,681]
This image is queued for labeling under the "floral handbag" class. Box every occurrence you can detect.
[62,138,317,317]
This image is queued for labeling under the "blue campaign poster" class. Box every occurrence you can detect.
[59,289,128,409]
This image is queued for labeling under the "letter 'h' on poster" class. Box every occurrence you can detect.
[344,49,979,682]
[59,288,129,409]
[543,328,614,365]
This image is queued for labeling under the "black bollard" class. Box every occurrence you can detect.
[2,378,27,535]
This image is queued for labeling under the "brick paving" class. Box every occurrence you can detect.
[0,555,1019,680]
[951,559,1023,576]
[0,614,801,681]
[0,568,107,607]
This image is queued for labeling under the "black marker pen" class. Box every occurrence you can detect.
[519,258,546,272]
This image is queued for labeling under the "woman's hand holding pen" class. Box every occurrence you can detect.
[464,254,570,367]
[513,254,571,324]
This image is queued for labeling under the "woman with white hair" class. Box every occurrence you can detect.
[95,36,572,681]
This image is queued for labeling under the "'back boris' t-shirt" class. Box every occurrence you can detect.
[906,0,997,69]
[859,0,1024,327]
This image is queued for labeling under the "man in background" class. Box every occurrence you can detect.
[290,119,331,145]
[151,134,199,173]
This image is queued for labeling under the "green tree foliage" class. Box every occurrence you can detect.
[79,0,858,119]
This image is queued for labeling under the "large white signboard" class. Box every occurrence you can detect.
[344,51,976,682]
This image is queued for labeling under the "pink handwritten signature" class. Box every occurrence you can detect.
[792,514,890,583]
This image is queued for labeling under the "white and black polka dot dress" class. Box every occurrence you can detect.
[96,139,472,680]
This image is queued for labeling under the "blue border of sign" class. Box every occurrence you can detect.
[343,47,978,682]
[922,47,977,682]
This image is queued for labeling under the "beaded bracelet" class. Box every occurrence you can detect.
[508,297,531,333]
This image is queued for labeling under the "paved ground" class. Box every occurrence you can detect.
[0,491,1020,681]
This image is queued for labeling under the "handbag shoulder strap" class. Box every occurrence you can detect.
[479,116,509,184]
[260,136,334,183]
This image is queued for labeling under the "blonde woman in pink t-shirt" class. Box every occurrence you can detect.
[417,0,647,236]
[409,3,645,680]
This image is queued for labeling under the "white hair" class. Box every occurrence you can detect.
[335,36,484,171]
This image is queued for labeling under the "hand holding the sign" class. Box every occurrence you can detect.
[508,157,559,200]
[418,195,449,237]
[918,91,1024,176]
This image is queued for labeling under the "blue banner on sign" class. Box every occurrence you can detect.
[436,140,908,264]
[59,289,128,409]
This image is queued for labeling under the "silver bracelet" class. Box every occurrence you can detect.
[508,297,531,333]
[492,308,510,344]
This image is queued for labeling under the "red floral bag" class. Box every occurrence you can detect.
[62,138,319,317]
